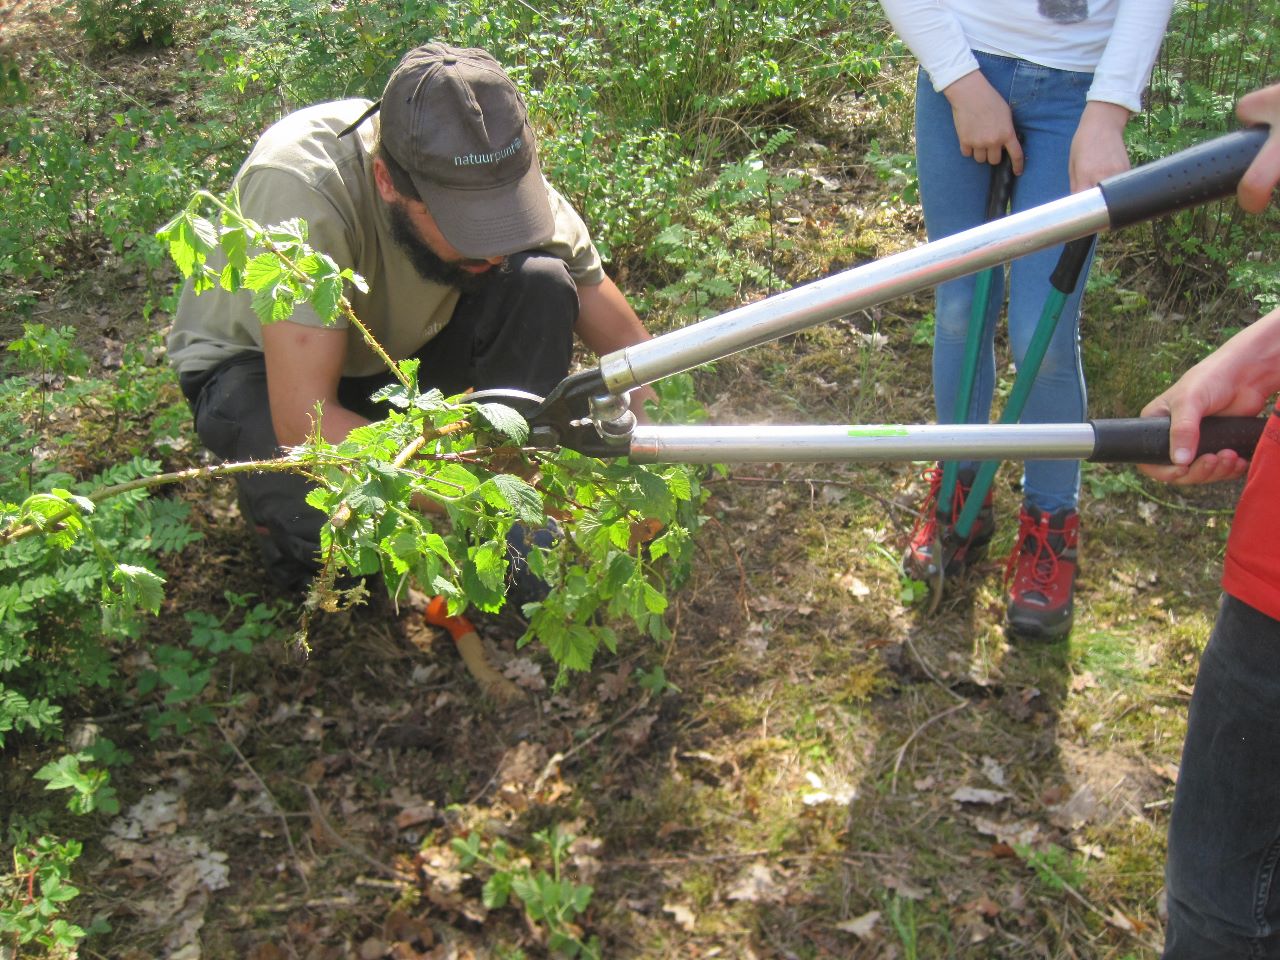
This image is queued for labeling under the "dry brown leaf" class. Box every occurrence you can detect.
[594,666,632,702]
[968,895,1001,918]
[616,713,657,750]
[496,741,549,792]
[663,902,697,932]
[503,656,547,692]
[726,863,786,903]
[395,803,438,831]
[968,816,1041,848]
[383,909,435,950]
[950,787,1012,806]
[881,875,927,901]
[835,910,881,939]
[1070,670,1100,693]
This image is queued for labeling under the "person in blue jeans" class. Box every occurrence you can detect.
[1139,81,1280,959]
[882,0,1172,638]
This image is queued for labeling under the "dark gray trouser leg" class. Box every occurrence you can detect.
[182,353,324,591]
[181,252,578,589]
[1162,594,1280,959]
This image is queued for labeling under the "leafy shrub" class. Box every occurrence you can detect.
[0,52,246,297]
[68,0,182,49]
[0,835,93,954]
[1130,0,1280,297]
[0,325,201,748]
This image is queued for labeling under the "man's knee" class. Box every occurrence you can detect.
[188,353,280,462]
[504,253,578,337]
[507,251,575,302]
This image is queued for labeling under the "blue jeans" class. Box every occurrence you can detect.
[915,51,1093,513]
[1163,594,1280,958]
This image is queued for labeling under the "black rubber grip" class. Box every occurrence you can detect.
[1089,416,1266,463]
[1049,236,1096,295]
[1099,127,1269,231]
[985,155,1015,220]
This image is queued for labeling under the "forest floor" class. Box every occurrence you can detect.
[1,2,1256,958]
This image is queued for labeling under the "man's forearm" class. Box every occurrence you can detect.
[575,275,659,410]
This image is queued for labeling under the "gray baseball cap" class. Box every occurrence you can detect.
[376,43,555,258]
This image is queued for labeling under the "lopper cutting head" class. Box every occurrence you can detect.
[466,368,636,457]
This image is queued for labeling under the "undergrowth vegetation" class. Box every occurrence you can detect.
[1,0,1277,955]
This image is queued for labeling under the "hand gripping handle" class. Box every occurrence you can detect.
[1089,416,1267,463]
[1100,127,1270,230]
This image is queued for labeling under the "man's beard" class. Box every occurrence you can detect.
[387,200,504,295]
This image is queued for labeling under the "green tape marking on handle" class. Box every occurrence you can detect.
[847,427,910,437]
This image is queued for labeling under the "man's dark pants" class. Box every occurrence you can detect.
[178,252,578,591]
[1163,593,1280,958]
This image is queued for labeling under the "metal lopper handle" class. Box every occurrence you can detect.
[597,126,1270,394]
[625,416,1266,465]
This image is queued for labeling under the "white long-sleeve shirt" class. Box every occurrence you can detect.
[880,0,1172,113]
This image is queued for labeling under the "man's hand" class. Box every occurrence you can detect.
[1068,101,1132,193]
[942,71,1025,173]
[1236,83,1280,213]
[1138,307,1280,485]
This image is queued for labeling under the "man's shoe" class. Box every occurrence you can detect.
[903,465,996,583]
[1005,505,1079,641]
[504,519,561,609]
[236,488,316,593]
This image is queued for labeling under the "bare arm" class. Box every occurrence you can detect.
[575,275,660,412]
[261,321,369,446]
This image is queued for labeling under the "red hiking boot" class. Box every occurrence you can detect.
[1005,505,1080,641]
[903,465,996,584]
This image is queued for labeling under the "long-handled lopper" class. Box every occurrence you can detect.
[464,125,1270,471]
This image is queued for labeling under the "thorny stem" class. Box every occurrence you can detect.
[0,422,500,548]
[191,189,410,390]
[0,457,330,547]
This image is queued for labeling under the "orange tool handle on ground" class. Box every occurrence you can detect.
[423,596,521,703]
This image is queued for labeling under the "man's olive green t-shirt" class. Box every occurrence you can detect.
[166,99,605,378]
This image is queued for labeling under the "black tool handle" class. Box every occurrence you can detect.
[1049,235,1096,295]
[1089,416,1266,463]
[985,153,1016,220]
[1100,126,1270,230]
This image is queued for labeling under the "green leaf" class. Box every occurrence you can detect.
[342,267,369,294]
[543,623,597,672]
[664,467,693,501]
[633,469,675,516]
[311,273,344,324]
[219,220,249,272]
[243,252,284,291]
[641,582,668,615]
[472,403,529,444]
[112,563,165,614]
[484,475,544,524]
[482,871,513,909]
[471,540,507,594]
[34,755,86,792]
